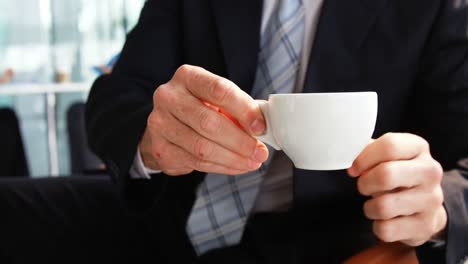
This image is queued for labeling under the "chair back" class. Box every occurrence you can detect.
[0,108,29,177]
[67,103,105,175]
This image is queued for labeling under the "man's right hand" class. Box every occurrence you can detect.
[139,65,269,176]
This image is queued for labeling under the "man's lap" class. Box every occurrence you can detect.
[0,176,152,264]
[0,176,378,264]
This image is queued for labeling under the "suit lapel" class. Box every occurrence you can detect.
[303,0,389,93]
[211,0,263,95]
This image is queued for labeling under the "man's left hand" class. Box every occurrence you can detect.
[348,133,447,247]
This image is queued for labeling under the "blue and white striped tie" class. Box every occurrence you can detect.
[186,0,305,255]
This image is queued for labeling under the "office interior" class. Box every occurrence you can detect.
[0,0,144,177]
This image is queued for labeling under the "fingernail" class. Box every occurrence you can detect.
[253,146,268,163]
[250,118,265,136]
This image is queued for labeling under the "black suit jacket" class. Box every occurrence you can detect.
[86,0,468,263]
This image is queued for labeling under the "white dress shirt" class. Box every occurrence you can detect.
[130,0,325,213]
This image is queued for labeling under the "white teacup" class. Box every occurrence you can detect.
[256,92,378,170]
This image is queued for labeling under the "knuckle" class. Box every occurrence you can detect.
[199,109,221,134]
[193,136,214,160]
[373,221,395,242]
[427,160,443,183]
[147,112,165,130]
[190,67,205,84]
[212,78,232,103]
[175,64,193,78]
[154,84,174,105]
[381,133,400,158]
[416,135,430,151]
[240,110,256,128]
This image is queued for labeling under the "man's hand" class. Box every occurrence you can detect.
[140,65,269,176]
[348,133,447,247]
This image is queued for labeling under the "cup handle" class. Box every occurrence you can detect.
[256,101,281,150]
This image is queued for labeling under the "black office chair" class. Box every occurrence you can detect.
[0,108,29,177]
[67,103,105,175]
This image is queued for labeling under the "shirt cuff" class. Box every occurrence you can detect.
[129,146,162,179]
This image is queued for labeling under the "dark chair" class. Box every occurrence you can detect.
[67,103,105,175]
[0,108,29,177]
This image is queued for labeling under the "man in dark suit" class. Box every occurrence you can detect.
[85,0,468,263]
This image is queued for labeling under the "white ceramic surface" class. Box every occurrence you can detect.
[256,92,378,170]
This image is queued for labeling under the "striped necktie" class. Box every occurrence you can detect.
[186,0,305,256]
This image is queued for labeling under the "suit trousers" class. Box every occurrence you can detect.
[0,176,382,264]
[0,176,150,264]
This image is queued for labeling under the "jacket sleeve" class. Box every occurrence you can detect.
[407,1,468,263]
[85,0,204,213]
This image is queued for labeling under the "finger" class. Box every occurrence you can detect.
[202,101,244,130]
[373,214,432,246]
[150,133,194,172]
[356,159,442,196]
[172,65,265,135]
[218,107,243,129]
[349,133,430,177]
[167,91,268,162]
[363,186,444,220]
[203,102,243,129]
[151,133,250,176]
[149,109,263,171]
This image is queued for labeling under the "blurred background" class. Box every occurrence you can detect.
[0,0,145,177]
